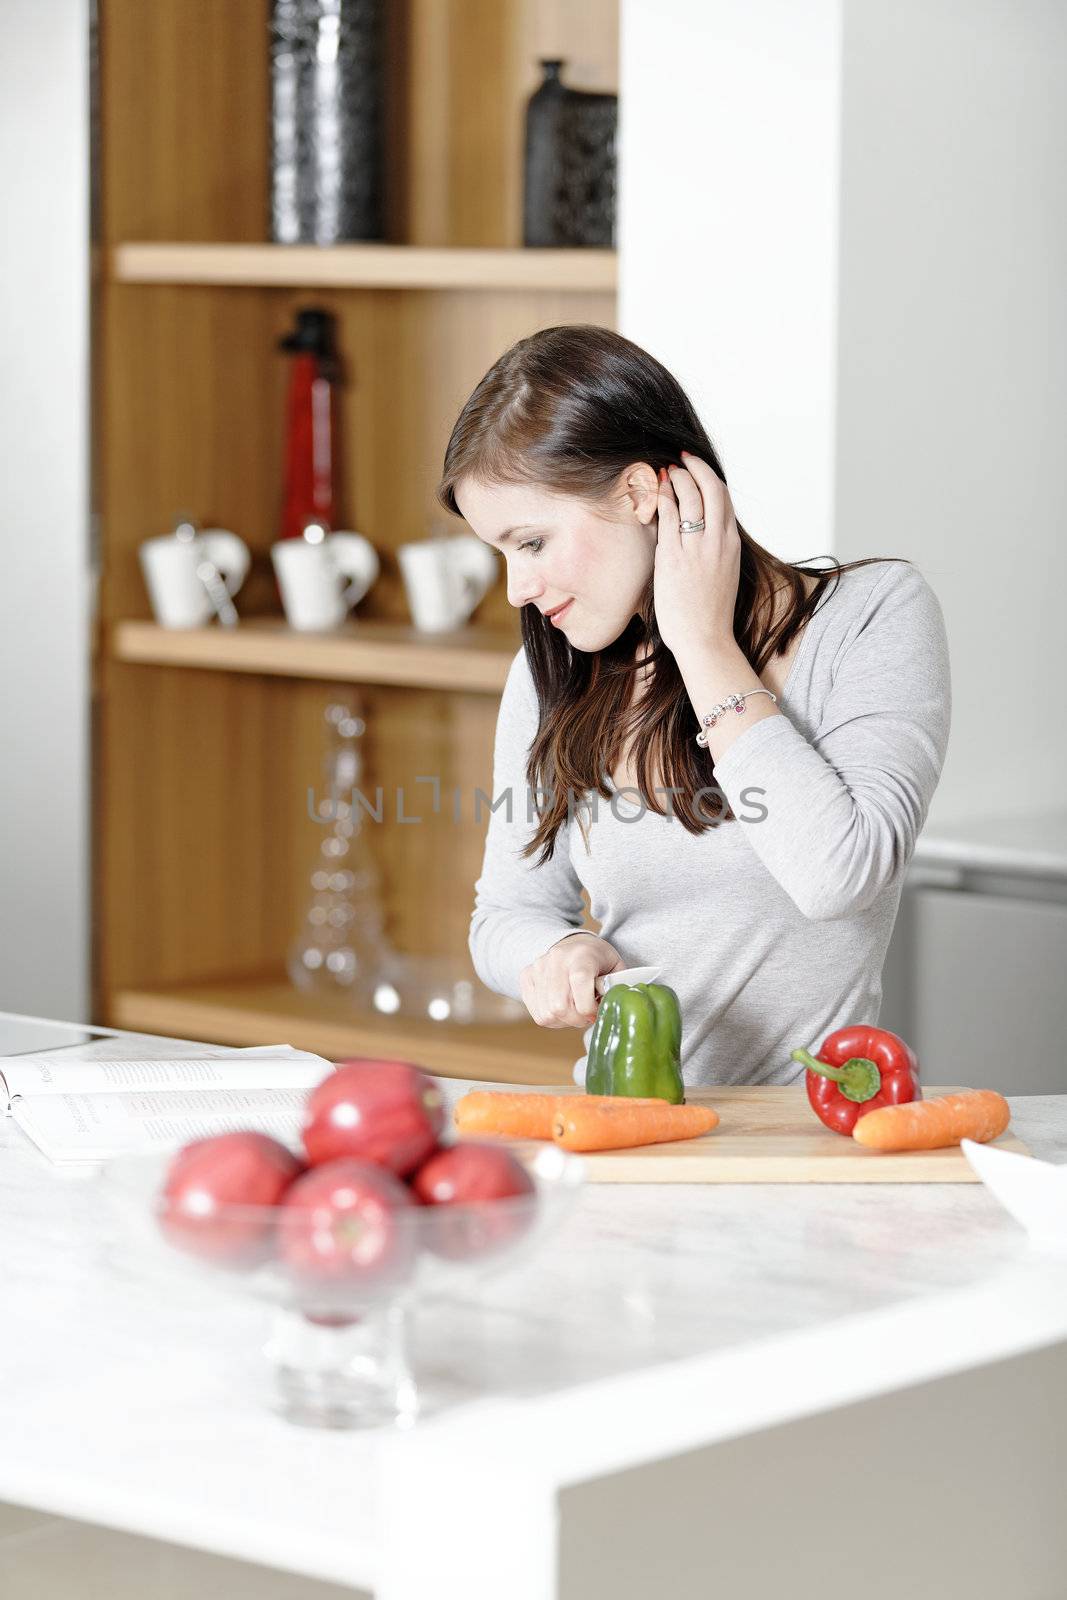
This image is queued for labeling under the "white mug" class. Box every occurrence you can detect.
[139,529,251,628]
[397,534,498,633]
[271,531,380,631]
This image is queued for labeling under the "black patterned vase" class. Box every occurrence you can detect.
[270,0,384,244]
[523,59,618,249]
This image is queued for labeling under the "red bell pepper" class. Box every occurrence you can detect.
[791,1025,921,1136]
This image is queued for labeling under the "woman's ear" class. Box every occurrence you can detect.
[620,462,660,526]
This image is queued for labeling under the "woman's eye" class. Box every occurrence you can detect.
[519,537,545,554]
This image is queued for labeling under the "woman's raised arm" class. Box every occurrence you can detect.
[710,563,952,921]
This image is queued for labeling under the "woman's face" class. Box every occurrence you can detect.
[455,466,659,652]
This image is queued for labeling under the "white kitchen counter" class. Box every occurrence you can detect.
[1,1022,1066,1599]
[913,806,1067,882]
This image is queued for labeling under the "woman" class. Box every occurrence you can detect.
[437,325,951,1087]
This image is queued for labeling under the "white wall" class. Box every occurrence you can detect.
[618,0,843,562]
[834,0,1067,823]
[619,0,1067,826]
[0,0,91,1019]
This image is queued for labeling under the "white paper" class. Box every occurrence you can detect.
[2,1041,335,1164]
[12,1086,312,1164]
[0,1043,329,1107]
[0,1045,330,1106]
[18,1036,257,1063]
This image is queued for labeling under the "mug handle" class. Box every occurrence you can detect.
[453,537,498,614]
[328,532,381,609]
[199,530,251,596]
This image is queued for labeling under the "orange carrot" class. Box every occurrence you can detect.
[852,1089,1010,1152]
[552,1100,719,1153]
[454,1091,669,1142]
[454,1092,559,1140]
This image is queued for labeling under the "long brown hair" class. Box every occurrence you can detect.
[437,325,907,865]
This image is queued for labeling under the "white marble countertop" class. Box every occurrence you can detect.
[2,1019,1067,1598]
[913,806,1067,881]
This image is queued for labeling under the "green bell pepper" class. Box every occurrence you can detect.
[585,981,685,1104]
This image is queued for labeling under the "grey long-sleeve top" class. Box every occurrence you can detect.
[468,559,951,1087]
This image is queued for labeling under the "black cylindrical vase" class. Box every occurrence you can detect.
[270,0,384,244]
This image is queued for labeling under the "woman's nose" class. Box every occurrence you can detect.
[506,567,544,609]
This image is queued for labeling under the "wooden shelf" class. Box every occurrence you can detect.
[94,1,618,1039]
[110,617,519,693]
[112,242,618,293]
[110,979,576,1085]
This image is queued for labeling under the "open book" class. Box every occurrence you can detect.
[0,1043,335,1165]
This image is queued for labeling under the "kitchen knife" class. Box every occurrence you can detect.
[594,964,664,998]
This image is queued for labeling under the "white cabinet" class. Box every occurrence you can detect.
[880,868,1067,1094]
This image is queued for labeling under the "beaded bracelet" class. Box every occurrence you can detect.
[694,688,777,747]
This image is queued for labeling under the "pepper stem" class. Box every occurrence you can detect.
[792,1048,846,1082]
[791,1048,882,1104]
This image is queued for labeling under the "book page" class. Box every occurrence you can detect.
[0,1046,332,1108]
[12,1087,311,1164]
[14,1034,247,1063]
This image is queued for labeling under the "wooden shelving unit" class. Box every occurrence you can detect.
[110,979,577,1085]
[113,242,616,293]
[94,0,616,1070]
[111,618,519,693]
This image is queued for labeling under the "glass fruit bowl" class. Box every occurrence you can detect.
[94,1141,583,1430]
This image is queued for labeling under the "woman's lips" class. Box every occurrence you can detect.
[548,599,574,626]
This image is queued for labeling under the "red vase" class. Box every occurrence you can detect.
[278,308,340,539]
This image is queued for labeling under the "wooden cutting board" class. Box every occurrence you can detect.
[525,1083,1030,1183]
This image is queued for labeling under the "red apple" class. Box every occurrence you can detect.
[279,1158,418,1298]
[409,1141,536,1261]
[159,1131,303,1268]
[301,1058,445,1175]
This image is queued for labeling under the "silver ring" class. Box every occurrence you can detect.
[679,518,706,533]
